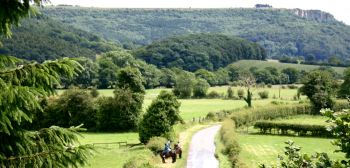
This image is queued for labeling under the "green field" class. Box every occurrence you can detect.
[57,86,301,121]
[239,134,345,167]
[230,60,346,75]
[267,115,329,125]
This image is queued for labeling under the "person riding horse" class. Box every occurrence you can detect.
[162,140,172,157]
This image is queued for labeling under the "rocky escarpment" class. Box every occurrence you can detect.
[292,8,335,22]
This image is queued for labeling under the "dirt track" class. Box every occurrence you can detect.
[186,125,221,168]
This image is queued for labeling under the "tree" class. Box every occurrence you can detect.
[282,67,300,84]
[116,67,145,94]
[97,88,144,131]
[299,70,336,113]
[40,88,97,130]
[240,72,256,107]
[139,91,182,143]
[193,78,210,98]
[0,1,92,167]
[339,68,350,98]
[173,72,195,98]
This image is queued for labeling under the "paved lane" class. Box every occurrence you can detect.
[187,125,221,168]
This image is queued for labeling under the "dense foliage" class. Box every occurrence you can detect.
[139,91,181,143]
[299,70,337,113]
[0,16,120,62]
[254,121,331,137]
[97,68,145,131]
[33,88,97,130]
[133,34,266,71]
[42,7,350,61]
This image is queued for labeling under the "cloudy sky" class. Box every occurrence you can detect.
[48,0,350,24]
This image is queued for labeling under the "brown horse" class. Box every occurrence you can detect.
[174,144,182,159]
[159,150,176,163]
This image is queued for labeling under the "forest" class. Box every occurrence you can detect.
[41,6,350,62]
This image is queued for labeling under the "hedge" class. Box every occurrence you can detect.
[254,121,333,137]
[220,119,246,167]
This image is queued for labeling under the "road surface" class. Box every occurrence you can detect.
[186,125,221,168]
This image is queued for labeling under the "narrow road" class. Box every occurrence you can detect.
[186,125,221,168]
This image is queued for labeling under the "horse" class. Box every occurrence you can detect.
[174,143,182,159]
[158,150,176,163]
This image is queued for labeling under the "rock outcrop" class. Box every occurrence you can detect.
[292,8,335,22]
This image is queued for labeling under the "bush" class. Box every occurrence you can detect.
[258,91,269,99]
[237,89,244,99]
[228,104,313,127]
[267,84,272,88]
[206,112,217,121]
[254,121,332,137]
[287,84,298,89]
[123,152,156,168]
[90,87,100,98]
[146,137,167,154]
[207,91,221,99]
[227,87,234,99]
[219,119,244,167]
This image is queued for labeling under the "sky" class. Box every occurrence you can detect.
[48,0,350,25]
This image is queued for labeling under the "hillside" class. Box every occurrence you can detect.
[0,15,120,62]
[229,60,346,75]
[133,34,266,71]
[42,6,350,61]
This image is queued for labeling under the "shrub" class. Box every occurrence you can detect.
[281,85,286,89]
[220,119,241,167]
[123,152,156,168]
[287,84,298,89]
[267,84,272,88]
[90,87,99,98]
[207,91,221,99]
[206,112,217,121]
[228,104,313,127]
[258,91,269,99]
[146,137,167,154]
[227,87,234,99]
[237,89,244,99]
[254,121,332,137]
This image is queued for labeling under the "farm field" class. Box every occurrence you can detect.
[229,60,346,75]
[239,134,345,167]
[57,86,301,121]
[266,115,329,125]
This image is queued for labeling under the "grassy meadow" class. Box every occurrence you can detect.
[239,134,344,167]
[58,85,302,121]
[230,60,346,75]
[57,86,306,167]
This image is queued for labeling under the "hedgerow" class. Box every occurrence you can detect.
[254,121,332,137]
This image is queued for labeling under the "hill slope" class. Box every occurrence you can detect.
[229,60,346,75]
[133,34,266,71]
[0,15,120,62]
[42,7,350,61]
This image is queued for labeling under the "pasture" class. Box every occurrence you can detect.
[58,86,301,121]
[229,60,345,75]
[238,115,344,167]
[239,134,345,167]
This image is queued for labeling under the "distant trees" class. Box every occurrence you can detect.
[134,34,266,72]
[139,91,182,143]
[299,70,337,113]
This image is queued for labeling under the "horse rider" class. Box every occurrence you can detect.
[162,140,171,157]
